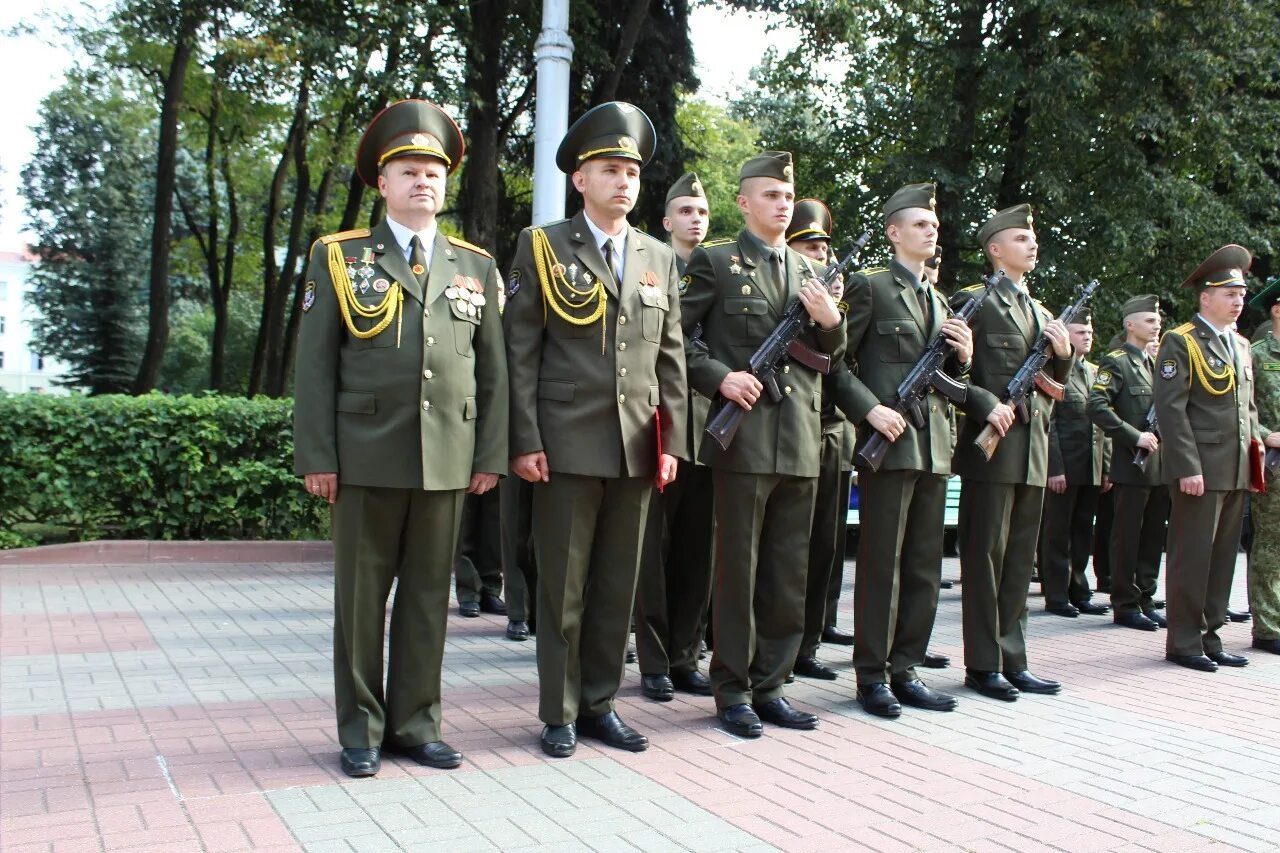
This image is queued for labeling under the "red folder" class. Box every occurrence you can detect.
[654,407,665,493]
[1249,438,1266,494]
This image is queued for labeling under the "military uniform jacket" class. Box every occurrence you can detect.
[293,221,508,490]
[680,229,846,477]
[830,259,964,475]
[504,211,688,477]
[1253,332,1280,434]
[677,252,713,462]
[949,277,1072,486]
[1154,316,1262,490]
[1087,342,1162,485]
[1047,358,1109,485]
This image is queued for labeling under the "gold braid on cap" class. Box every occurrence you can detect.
[378,144,450,167]
[1178,328,1235,396]
[327,243,403,347]
[531,228,608,353]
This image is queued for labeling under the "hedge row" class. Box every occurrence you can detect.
[0,393,327,548]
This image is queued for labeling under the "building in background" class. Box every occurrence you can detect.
[0,249,71,393]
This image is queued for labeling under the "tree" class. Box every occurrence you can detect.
[677,98,760,239]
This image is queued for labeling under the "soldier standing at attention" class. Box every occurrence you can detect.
[1087,294,1170,631]
[634,172,715,702]
[1040,310,1112,618]
[950,204,1072,702]
[787,198,853,680]
[1155,245,1262,672]
[1246,277,1280,654]
[294,99,509,777]
[680,151,845,737]
[504,102,688,756]
[830,183,973,717]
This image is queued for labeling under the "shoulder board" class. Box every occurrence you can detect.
[1107,349,1125,358]
[861,266,889,275]
[701,238,734,248]
[446,235,492,258]
[1172,322,1194,334]
[959,282,984,293]
[320,228,371,245]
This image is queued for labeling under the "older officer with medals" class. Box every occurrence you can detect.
[294,99,509,777]
[1155,245,1263,672]
[504,102,688,757]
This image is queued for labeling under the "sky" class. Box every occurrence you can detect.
[0,2,794,252]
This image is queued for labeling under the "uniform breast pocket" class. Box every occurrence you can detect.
[453,316,478,356]
[984,334,1024,372]
[723,296,771,345]
[348,294,399,349]
[638,286,669,344]
[875,319,916,363]
[1126,385,1152,407]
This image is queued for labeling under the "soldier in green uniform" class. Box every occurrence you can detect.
[787,198,853,680]
[1040,311,1112,617]
[1087,294,1170,630]
[1155,245,1263,671]
[1246,278,1280,654]
[680,151,845,737]
[634,172,715,702]
[828,183,973,717]
[951,204,1073,701]
[293,99,509,777]
[504,102,688,757]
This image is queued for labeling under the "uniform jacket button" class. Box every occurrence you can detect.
[423,369,433,379]
[618,394,626,404]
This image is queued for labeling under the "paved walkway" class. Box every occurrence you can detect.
[1,548,1277,852]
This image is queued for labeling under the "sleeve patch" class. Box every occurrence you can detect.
[1160,359,1177,380]
[678,274,692,294]
[302,280,316,312]
[506,269,521,298]
[1096,370,1111,386]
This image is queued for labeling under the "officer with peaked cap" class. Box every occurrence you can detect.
[1246,276,1280,654]
[294,98,509,777]
[1087,294,1169,630]
[1156,245,1264,671]
[826,182,973,717]
[633,172,715,703]
[504,101,689,757]
[950,202,1073,702]
[680,150,845,738]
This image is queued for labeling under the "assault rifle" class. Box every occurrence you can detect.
[974,278,1100,461]
[705,229,872,452]
[1132,403,1159,472]
[856,269,1003,471]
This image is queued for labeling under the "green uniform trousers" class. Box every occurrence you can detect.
[825,468,853,630]
[800,429,845,659]
[853,468,947,684]
[532,473,651,724]
[1166,487,1244,658]
[1248,487,1280,641]
[1092,489,1114,593]
[958,480,1044,672]
[1039,485,1100,606]
[709,469,815,709]
[1108,484,1169,614]
[635,460,715,676]
[499,476,535,623]
[332,484,465,749]
[454,489,503,605]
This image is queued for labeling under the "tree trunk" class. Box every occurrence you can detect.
[596,0,651,103]
[996,7,1041,209]
[458,0,508,250]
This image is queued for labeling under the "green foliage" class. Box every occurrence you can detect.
[158,292,261,395]
[0,392,326,545]
[678,97,762,239]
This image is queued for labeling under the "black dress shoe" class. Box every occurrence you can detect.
[752,697,818,730]
[940,580,954,589]
[390,741,462,769]
[640,674,675,702]
[1142,608,1168,628]
[1252,637,1280,654]
[1227,609,1251,623]
[922,651,950,669]
[670,669,712,695]
[891,678,958,712]
[1003,670,1061,695]
[821,625,855,646]
[718,703,763,738]
[340,747,380,777]
[1114,610,1158,631]
[964,670,1019,701]
[856,683,902,718]
[1166,653,1217,672]
[1045,601,1079,617]
[540,723,577,757]
[625,647,637,664]
[458,601,480,618]
[1073,600,1110,615]
[479,592,507,615]
[793,655,838,680]
[506,620,530,641]
[577,711,648,752]
[1207,650,1249,667]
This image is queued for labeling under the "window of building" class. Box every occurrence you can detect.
[0,315,5,334]
[0,351,5,369]
[31,352,44,372]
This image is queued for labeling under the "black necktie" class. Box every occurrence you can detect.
[916,285,933,328]
[765,249,784,300]
[1222,333,1238,372]
[603,238,620,286]
[1014,289,1035,331]
[409,235,429,286]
